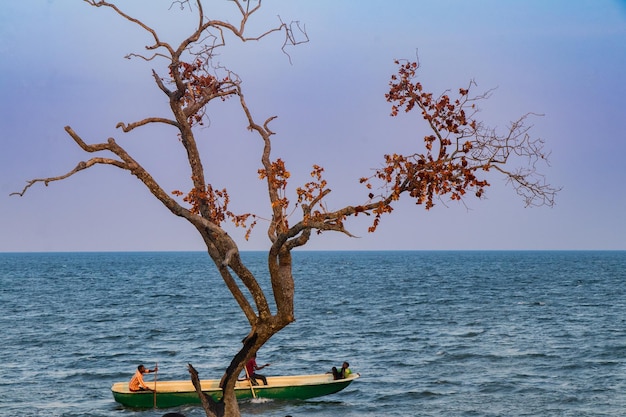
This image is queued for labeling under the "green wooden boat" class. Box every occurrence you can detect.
[111,372,360,409]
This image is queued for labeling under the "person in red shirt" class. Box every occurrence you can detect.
[245,353,270,386]
[128,364,158,391]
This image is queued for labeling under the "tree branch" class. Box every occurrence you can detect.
[116,117,179,132]
[10,158,125,197]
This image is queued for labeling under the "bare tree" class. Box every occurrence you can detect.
[11,1,559,416]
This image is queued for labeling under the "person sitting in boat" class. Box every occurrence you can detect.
[245,353,270,386]
[331,362,351,380]
[129,364,157,392]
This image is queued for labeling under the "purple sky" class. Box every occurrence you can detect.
[1,1,625,252]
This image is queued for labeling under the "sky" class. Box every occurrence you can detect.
[1,0,625,252]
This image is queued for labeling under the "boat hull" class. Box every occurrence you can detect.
[111,373,359,409]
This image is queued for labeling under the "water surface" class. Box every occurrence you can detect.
[1,251,625,416]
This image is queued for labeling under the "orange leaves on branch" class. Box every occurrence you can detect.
[296,165,327,204]
[170,59,234,126]
[258,158,290,191]
[172,180,257,240]
[258,158,292,229]
[386,60,474,138]
[257,160,333,232]
[295,164,332,224]
[371,151,490,214]
[359,59,495,232]
[367,201,394,233]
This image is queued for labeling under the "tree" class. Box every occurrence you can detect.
[11,1,559,416]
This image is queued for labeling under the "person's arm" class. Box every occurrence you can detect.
[144,367,158,389]
[138,373,155,390]
[137,373,147,389]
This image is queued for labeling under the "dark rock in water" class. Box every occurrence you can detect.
[162,413,185,417]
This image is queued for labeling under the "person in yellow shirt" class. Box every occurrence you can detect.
[331,362,351,380]
[129,364,158,391]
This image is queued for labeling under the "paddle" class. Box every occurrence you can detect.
[243,363,257,399]
[153,362,158,408]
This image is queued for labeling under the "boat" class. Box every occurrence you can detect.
[111,372,360,409]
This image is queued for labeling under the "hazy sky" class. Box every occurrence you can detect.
[1,1,625,252]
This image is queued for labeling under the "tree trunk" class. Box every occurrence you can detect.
[188,363,224,417]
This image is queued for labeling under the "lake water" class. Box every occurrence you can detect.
[1,251,625,417]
